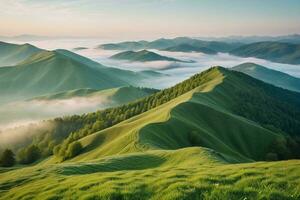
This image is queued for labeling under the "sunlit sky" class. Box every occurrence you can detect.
[1,0,300,39]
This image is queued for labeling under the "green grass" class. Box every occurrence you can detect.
[0,149,299,200]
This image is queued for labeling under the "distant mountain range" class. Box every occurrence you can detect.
[99,37,242,52]
[232,62,300,92]
[100,38,300,65]
[196,34,300,44]
[230,42,300,64]
[110,50,186,62]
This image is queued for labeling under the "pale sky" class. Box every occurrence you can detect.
[1,0,300,39]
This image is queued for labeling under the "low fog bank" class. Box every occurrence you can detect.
[0,120,56,150]
[0,95,112,131]
[74,46,300,80]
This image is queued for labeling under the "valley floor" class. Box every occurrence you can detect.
[0,148,299,200]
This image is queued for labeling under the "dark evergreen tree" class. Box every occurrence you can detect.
[0,149,15,167]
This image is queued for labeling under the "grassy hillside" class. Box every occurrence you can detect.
[7,67,300,161]
[0,49,158,103]
[0,41,42,66]
[110,50,184,62]
[71,67,298,163]
[163,44,217,54]
[230,42,300,64]
[232,62,300,92]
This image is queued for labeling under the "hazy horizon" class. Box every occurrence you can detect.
[1,0,300,39]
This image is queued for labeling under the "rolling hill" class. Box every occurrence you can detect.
[110,50,184,62]
[1,67,300,199]
[68,67,300,163]
[230,42,300,64]
[232,63,300,92]
[0,48,160,103]
[0,41,43,66]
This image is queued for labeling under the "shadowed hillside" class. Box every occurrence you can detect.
[232,62,300,92]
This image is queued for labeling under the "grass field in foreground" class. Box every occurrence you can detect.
[0,148,299,200]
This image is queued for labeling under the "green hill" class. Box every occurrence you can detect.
[230,42,300,64]
[110,50,184,62]
[0,49,158,103]
[163,44,217,54]
[232,62,300,92]
[8,66,300,162]
[1,67,300,199]
[0,41,43,66]
[69,67,300,163]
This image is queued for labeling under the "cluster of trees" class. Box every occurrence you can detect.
[17,145,41,164]
[266,136,300,161]
[53,140,82,161]
[229,71,300,160]
[231,71,300,137]
[0,145,42,167]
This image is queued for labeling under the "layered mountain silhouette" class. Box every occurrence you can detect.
[99,37,241,53]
